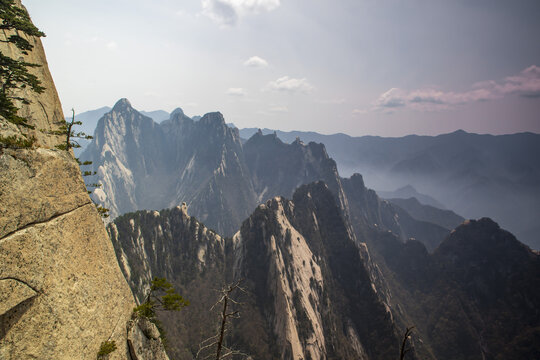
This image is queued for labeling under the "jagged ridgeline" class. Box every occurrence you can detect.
[110,183,402,360]
[110,180,540,360]
[81,99,351,236]
[80,99,449,246]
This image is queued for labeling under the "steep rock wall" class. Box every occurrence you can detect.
[0,3,147,359]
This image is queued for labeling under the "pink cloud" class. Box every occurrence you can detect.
[372,65,540,112]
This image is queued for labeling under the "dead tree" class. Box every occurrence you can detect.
[399,326,415,360]
[196,281,249,360]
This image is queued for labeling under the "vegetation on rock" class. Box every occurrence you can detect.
[0,0,45,129]
[134,277,189,347]
[96,340,117,359]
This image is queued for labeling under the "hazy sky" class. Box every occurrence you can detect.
[24,0,540,136]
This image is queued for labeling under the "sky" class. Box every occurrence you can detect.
[23,0,540,137]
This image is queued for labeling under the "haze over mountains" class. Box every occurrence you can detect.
[75,98,540,359]
[78,103,540,249]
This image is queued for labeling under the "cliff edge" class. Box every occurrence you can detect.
[0,2,154,359]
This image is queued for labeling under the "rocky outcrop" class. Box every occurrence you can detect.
[127,317,170,360]
[0,3,167,359]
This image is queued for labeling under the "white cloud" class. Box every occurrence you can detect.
[268,106,288,113]
[266,76,314,93]
[202,0,281,26]
[226,87,247,96]
[370,65,540,112]
[106,41,118,50]
[244,56,269,68]
[352,109,368,115]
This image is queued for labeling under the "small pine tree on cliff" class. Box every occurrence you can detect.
[0,0,46,128]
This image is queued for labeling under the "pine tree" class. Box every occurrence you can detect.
[0,0,46,128]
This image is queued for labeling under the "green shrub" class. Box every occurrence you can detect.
[96,340,116,359]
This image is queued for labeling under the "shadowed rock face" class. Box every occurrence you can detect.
[111,178,540,360]
[366,218,540,360]
[110,183,403,360]
[0,4,169,359]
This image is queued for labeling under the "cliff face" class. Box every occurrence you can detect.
[83,103,259,236]
[233,182,400,360]
[108,205,229,359]
[0,3,159,359]
[110,183,404,360]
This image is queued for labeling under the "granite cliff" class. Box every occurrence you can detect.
[109,183,406,360]
[0,2,168,358]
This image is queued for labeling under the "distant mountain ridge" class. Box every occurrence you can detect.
[239,128,540,249]
[82,99,452,252]
[76,104,539,248]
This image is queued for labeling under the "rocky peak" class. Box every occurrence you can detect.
[348,173,366,188]
[112,97,134,112]
[435,217,534,268]
[199,111,226,127]
[233,181,400,360]
[170,107,185,118]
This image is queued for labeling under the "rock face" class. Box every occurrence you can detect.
[83,102,258,235]
[127,317,170,360]
[110,183,403,360]
[0,4,167,359]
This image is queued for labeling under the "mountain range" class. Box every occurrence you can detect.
[76,105,540,249]
[81,99,450,250]
[6,3,538,359]
[79,99,540,359]
[110,183,540,360]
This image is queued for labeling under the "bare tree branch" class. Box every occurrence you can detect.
[399,326,415,360]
